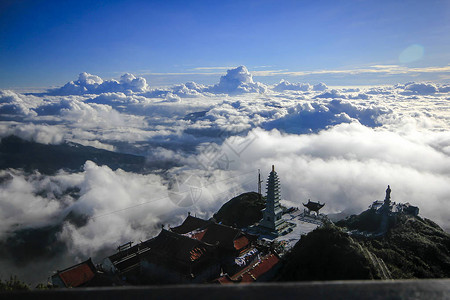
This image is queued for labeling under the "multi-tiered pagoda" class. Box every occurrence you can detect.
[257,165,294,236]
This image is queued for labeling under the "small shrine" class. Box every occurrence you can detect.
[303,199,325,216]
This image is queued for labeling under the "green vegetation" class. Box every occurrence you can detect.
[360,215,450,278]
[278,208,450,281]
[213,192,265,228]
[0,276,30,291]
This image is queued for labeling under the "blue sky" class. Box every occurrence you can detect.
[1,0,449,88]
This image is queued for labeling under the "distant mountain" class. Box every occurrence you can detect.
[0,135,155,174]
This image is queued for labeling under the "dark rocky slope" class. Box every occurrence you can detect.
[213,192,265,228]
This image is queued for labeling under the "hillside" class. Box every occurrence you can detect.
[277,224,384,281]
[278,210,450,281]
[358,215,450,278]
[213,192,265,228]
[0,135,148,174]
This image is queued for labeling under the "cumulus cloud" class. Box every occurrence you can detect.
[47,66,270,97]
[263,99,388,133]
[365,87,394,95]
[0,90,37,118]
[171,82,205,97]
[273,80,311,92]
[402,82,439,95]
[314,89,347,99]
[208,66,267,94]
[271,80,328,93]
[48,72,149,95]
[312,82,328,91]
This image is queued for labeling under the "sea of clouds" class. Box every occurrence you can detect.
[1,66,449,284]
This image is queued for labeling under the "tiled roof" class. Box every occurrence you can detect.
[240,254,280,282]
[57,259,96,288]
[190,229,207,241]
[106,228,219,277]
[223,254,280,283]
[233,235,249,251]
[201,223,241,250]
[170,215,210,234]
[170,216,253,252]
[303,200,325,212]
[149,229,216,263]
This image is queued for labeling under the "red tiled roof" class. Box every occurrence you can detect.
[227,253,280,283]
[149,229,217,264]
[191,229,207,241]
[201,223,240,249]
[233,235,249,251]
[58,259,96,287]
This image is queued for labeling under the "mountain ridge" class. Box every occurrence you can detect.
[0,135,155,174]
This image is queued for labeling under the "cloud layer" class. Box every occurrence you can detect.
[49,72,149,95]
[1,66,450,284]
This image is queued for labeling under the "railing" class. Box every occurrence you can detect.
[2,279,449,300]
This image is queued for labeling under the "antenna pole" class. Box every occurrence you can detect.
[258,169,262,200]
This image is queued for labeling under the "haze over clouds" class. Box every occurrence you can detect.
[1,66,450,284]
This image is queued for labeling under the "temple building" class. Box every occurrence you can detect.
[51,259,97,288]
[97,215,268,285]
[303,199,325,216]
[369,185,419,217]
[52,258,119,287]
[257,165,295,236]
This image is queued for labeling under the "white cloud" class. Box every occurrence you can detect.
[313,82,328,91]
[251,64,450,77]
[0,170,63,238]
[314,89,347,99]
[220,125,450,228]
[0,90,37,118]
[49,72,149,95]
[273,80,311,92]
[403,82,439,95]
[208,66,267,94]
[1,69,450,283]
[0,122,65,144]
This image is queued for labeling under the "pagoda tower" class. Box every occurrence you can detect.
[258,165,286,233]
